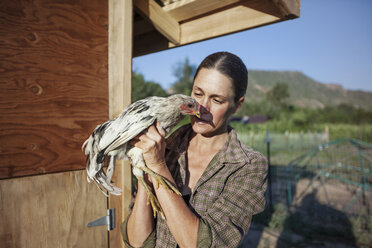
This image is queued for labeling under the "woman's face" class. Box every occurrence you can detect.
[190,68,243,136]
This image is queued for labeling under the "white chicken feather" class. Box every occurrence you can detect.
[82,94,200,217]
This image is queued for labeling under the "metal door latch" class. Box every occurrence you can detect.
[87,208,115,231]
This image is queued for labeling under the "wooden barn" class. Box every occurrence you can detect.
[0,0,300,247]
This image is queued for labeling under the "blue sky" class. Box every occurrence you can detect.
[133,0,372,92]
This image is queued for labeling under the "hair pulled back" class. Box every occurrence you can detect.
[194,52,248,102]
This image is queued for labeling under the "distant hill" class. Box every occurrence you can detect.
[246,70,372,110]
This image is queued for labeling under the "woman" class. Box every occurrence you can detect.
[121,52,268,247]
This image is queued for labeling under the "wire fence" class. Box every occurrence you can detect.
[236,130,372,246]
[286,139,372,218]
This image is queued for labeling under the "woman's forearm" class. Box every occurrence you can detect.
[130,123,200,247]
[152,166,200,248]
[127,181,155,247]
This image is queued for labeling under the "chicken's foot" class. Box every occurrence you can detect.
[137,176,165,219]
[141,167,181,196]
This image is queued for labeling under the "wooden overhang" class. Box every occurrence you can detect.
[133,0,300,57]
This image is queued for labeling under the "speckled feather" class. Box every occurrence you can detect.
[82,94,199,196]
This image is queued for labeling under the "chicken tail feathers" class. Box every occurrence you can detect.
[83,134,123,196]
[91,170,123,197]
[85,160,123,196]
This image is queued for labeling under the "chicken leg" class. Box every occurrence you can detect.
[136,175,165,218]
[140,166,181,196]
[128,147,180,219]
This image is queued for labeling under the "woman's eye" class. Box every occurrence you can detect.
[214,98,222,104]
[194,92,202,96]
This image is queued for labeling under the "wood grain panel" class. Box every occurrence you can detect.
[163,0,242,22]
[134,0,180,45]
[0,0,108,178]
[0,170,108,248]
[180,0,281,45]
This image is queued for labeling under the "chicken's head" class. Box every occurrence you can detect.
[178,96,201,118]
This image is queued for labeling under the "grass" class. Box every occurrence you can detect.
[232,127,328,166]
[230,122,372,166]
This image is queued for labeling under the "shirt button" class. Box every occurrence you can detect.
[178,183,182,187]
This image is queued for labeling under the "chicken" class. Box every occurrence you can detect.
[82,94,200,218]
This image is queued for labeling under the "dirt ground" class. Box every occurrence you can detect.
[290,178,371,216]
[239,177,371,247]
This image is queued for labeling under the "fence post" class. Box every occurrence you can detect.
[324,125,329,143]
[266,130,273,212]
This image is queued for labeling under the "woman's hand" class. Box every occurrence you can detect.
[130,121,167,172]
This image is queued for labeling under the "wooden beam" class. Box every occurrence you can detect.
[134,0,180,45]
[163,0,300,22]
[272,0,300,18]
[133,0,300,57]
[108,0,133,247]
[179,0,283,45]
[163,0,242,22]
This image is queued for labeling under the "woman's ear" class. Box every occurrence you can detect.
[233,96,245,113]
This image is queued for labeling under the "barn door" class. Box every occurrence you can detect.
[0,0,111,247]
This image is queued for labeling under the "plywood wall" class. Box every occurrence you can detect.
[0,0,109,179]
[0,0,111,247]
[0,170,108,248]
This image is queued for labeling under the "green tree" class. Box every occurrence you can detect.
[171,57,196,95]
[132,71,168,102]
[266,82,290,106]
[235,100,272,117]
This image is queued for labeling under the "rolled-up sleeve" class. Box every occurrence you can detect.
[120,212,156,248]
[196,153,268,247]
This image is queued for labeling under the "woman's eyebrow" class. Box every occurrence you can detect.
[212,94,227,100]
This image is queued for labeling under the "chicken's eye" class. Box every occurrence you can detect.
[187,103,193,108]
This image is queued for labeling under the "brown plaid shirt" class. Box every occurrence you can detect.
[121,124,268,247]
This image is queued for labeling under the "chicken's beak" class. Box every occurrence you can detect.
[194,102,201,118]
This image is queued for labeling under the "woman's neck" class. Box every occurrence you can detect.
[189,129,229,153]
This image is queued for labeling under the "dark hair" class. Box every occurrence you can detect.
[194,51,248,102]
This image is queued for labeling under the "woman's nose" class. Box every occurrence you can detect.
[199,99,210,112]
[199,105,209,114]
[199,103,213,122]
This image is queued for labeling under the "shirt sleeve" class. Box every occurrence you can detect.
[196,152,268,247]
[120,212,156,248]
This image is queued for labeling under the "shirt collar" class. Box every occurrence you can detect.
[166,124,249,165]
[166,124,192,154]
